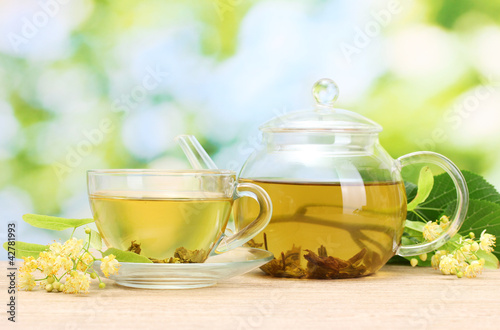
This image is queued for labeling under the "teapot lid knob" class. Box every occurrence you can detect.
[312,78,339,107]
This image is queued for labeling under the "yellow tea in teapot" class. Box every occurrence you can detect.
[235,179,407,279]
[90,192,233,260]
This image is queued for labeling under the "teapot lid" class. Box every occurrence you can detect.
[259,79,382,133]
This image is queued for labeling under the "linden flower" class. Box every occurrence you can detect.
[431,250,447,269]
[63,272,90,294]
[464,260,483,278]
[439,215,450,230]
[49,241,64,256]
[479,230,496,253]
[55,255,73,272]
[37,251,59,275]
[77,252,94,272]
[453,250,465,263]
[423,221,442,241]
[19,256,38,273]
[18,272,36,291]
[100,255,120,277]
[62,238,84,258]
[455,245,473,263]
[439,255,459,275]
[458,261,468,273]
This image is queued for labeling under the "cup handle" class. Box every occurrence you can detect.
[396,151,469,257]
[214,182,272,254]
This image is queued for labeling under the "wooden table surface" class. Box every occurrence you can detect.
[2,262,499,329]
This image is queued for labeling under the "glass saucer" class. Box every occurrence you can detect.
[93,247,273,289]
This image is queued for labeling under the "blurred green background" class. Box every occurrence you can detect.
[1,0,500,245]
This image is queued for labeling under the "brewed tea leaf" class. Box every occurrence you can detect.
[304,246,368,279]
[103,248,153,263]
[174,247,207,263]
[245,239,263,248]
[261,245,305,278]
[23,214,94,231]
[407,167,434,212]
[150,257,182,263]
[127,240,142,255]
[3,241,48,259]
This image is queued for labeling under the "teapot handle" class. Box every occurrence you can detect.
[396,151,469,257]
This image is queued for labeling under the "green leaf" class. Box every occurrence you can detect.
[444,199,500,260]
[401,220,425,247]
[386,255,410,265]
[408,171,500,222]
[476,250,499,270]
[2,241,48,259]
[89,229,102,250]
[102,248,153,263]
[401,235,420,245]
[23,214,94,231]
[437,232,463,252]
[405,181,418,203]
[407,167,434,211]
[405,220,426,232]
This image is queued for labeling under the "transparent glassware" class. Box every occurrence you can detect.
[87,169,273,261]
[235,79,469,279]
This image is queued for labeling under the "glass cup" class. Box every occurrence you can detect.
[87,169,272,262]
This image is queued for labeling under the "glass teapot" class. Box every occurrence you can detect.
[235,79,469,279]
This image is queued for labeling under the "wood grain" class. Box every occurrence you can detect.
[1,262,499,329]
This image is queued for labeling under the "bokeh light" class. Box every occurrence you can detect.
[0,0,499,248]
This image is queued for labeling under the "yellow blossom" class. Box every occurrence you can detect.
[37,251,59,275]
[439,255,459,275]
[431,250,447,269]
[410,258,418,267]
[455,245,473,263]
[470,242,479,252]
[423,221,442,241]
[479,230,496,253]
[63,272,90,294]
[49,241,64,256]
[464,260,483,278]
[62,238,84,258]
[18,272,36,291]
[77,252,94,272]
[100,255,120,277]
[55,255,73,272]
[439,215,450,230]
[458,261,468,274]
[19,256,38,273]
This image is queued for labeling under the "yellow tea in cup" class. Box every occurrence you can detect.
[90,192,233,260]
[87,170,272,263]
